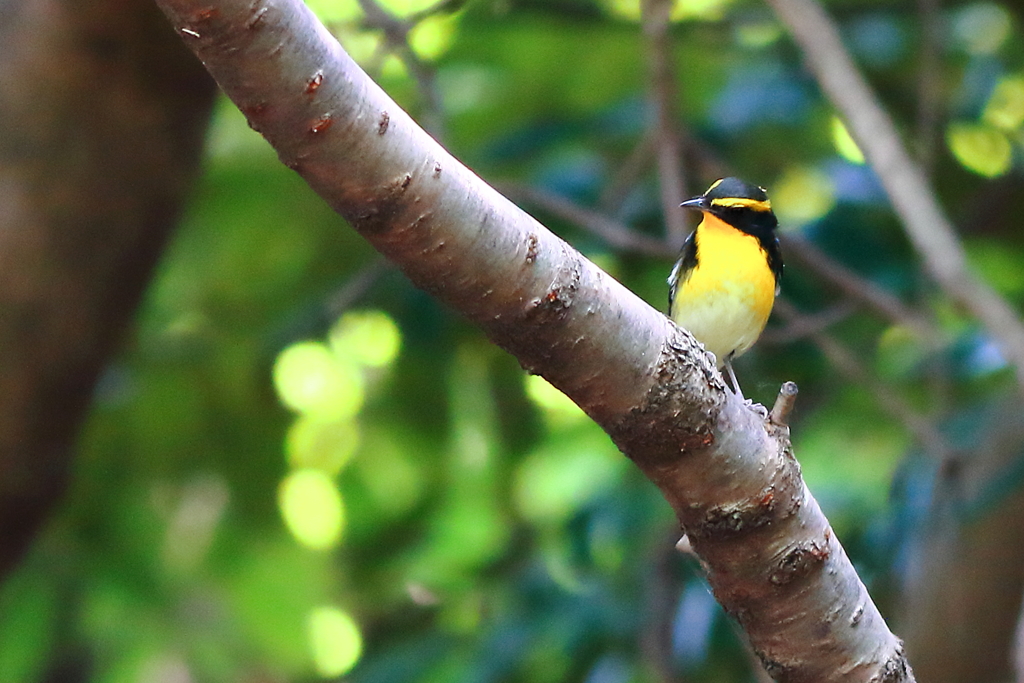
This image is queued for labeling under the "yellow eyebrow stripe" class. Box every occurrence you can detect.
[709,197,772,212]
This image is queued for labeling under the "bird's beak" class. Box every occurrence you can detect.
[679,196,709,211]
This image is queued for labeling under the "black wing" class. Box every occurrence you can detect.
[765,234,783,295]
[667,230,698,312]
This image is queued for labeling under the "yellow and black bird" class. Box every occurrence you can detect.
[668,177,783,398]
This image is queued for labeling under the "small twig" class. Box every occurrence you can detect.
[773,299,950,460]
[770,381,799,427]
[783,235,952,417]
[684,131,731,185]
[641,0,689,248]
[501,183,675,259]
[642,527,690,683]
[355,0,400,33]
[915,0,943,174]
[783,234,939,341]
[760,301,856,344]
[326,256,389,317]
[356,0,446,137]
[599,132,656,215]
[407,0,465,23]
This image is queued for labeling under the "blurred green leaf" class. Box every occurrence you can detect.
[946,121,1012,177]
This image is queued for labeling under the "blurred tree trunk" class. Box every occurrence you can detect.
[901,402,1024,683]
[0,0,215,580]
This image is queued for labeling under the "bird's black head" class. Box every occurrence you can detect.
[681,177,778,237]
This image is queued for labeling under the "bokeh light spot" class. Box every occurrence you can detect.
[381,54,409,80]
[946,122,1012,177]
[329,310,402,369]
[735,21,782,48]
[374,0,437,17]
[273,341,365,419]
[673,0,734,21]
[514,445,625,522]
[952,3,1011,55]
[338,30,382,65]
[876,325,926,380]
[603,0,641,21]
[306,606,362,677]
[524,375,587,424]
[831,117,865,164]
[409,14,457,61]
[278,469,345,550]
[304,0,360,23]
[771,166,836,227]
[966,238,1024,299]
[354,433,424,516]
[285,415,360,475]
[983,75,1024,131]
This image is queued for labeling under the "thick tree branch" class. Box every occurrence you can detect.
[766,0,1024,393]
[153,1,914,679]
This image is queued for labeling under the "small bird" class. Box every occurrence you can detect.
[668,177,783,398]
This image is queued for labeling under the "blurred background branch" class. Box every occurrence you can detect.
[766,0,1024,394]
[641,0,690,247]
[772,299,950,461]
[914,0,943,173]
[783,235,940,341]
[354,0,458,137]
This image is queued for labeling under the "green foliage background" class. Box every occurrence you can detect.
[4,0,1024,681]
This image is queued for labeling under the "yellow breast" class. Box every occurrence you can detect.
[670,215,777,368]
